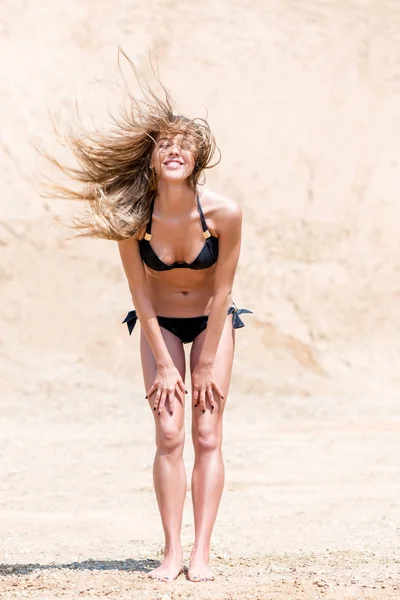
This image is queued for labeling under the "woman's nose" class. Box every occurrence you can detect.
[168,143,180,155]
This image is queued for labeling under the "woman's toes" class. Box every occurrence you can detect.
[187,569,214,582]
[148,560,183,582]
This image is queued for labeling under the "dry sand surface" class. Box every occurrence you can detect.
[1,1,400,598]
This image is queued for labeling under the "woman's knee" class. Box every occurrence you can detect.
[155,423,185,455]
[192,422,221,453]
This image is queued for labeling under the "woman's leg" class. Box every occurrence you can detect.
[140,327,187,581]
[187,314,235,581]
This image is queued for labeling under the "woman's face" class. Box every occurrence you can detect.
[151,132,197,182]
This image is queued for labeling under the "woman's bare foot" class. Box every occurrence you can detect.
[187,549,215,582]
[148,550,183,582]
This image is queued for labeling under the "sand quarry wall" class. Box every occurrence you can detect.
[1,0,400,397]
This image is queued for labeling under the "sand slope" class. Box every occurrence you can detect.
[1,1,400,598]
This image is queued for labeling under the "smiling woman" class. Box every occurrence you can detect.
[155,133,196,178]
[39,50,252,584]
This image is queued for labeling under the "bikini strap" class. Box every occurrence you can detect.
[144,197,155,241]
[196,193,212,239]
[145,194,211,241]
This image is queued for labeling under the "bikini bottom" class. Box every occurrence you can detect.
[122,304,252,344]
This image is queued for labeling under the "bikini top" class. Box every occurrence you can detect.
[138,194,219,271]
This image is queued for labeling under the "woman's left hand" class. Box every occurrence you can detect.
[191,363,224,412]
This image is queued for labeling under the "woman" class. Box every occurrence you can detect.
[41,59,251,583]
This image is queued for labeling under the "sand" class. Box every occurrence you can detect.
[1,361,399,598]
[1,1,400,598]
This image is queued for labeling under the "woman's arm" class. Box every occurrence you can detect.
[192,199,242,408]
[118,237,186,412]
[118,237,173,366]
[199,199,242,364]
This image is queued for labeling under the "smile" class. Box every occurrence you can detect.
[164,159,184,167]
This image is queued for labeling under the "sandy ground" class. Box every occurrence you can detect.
[1,347,399,599]
[1,1,400,598]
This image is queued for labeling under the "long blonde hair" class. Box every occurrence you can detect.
[38,50,220,241]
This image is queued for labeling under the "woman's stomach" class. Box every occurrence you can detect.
[144,265,217,317]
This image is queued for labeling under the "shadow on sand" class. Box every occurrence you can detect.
[0,558,160,576]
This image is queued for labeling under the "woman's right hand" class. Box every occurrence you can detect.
[146,364,186,416]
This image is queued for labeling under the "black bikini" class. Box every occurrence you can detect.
[138,194,219,271]
[123,194,252,343]
[123,304,252,344]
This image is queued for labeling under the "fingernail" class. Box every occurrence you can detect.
[170,411,173,416]
[202,409,205,413]
[158,411,161,415]
[185,390,188,394]
[194,404,198,408]
[211,405,214,409]
[153,407,156,411]
[145,395,147,399]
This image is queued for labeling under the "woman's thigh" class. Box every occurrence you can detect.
[189,313,235,430]
[140,327,187,432]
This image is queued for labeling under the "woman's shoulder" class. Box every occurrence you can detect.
[134,224,146,242]
[198,188,241,238]
[117,227,145,245]
[199,188,242,221]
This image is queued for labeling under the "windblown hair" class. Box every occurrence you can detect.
[38,50,220,241]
